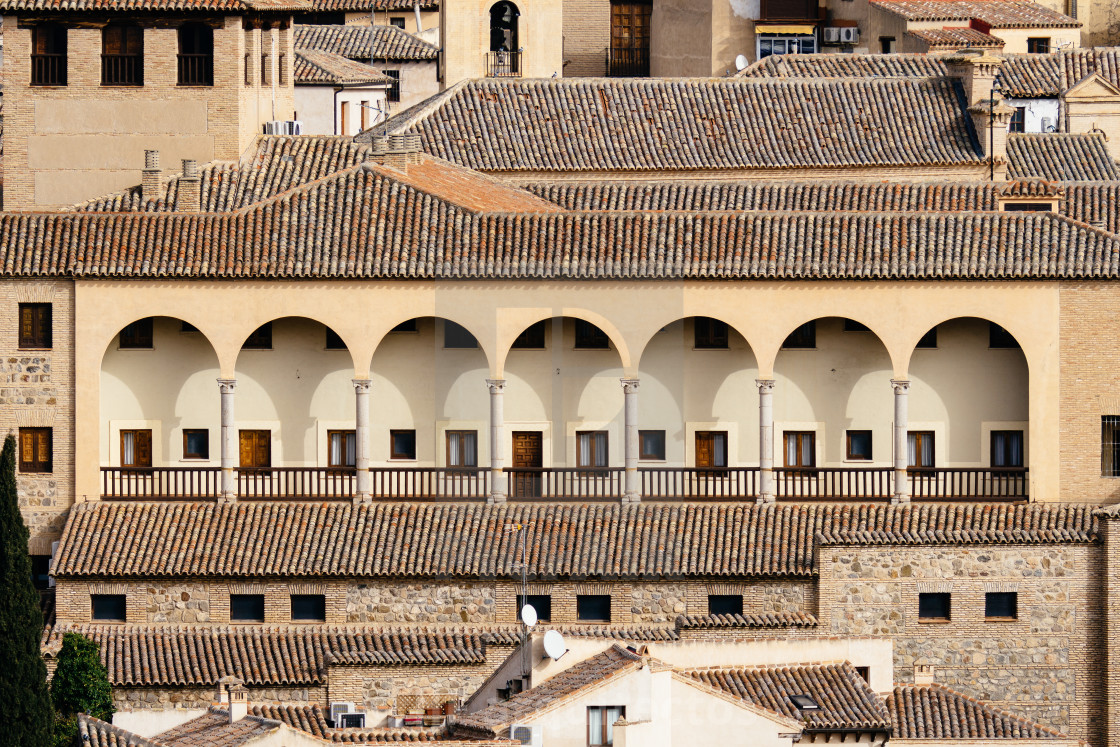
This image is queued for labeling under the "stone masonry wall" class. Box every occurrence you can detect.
[346,582,497,623]
[145,582,211,623]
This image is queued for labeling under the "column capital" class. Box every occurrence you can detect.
[217,378,237,394]
[486,378,506,394]
[891,379,911,395]
[620,377,640,394]
[755,378,776,394]
[352,378,372,393]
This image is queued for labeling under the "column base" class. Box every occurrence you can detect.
[756,492,776,505]
[353,492,372,506]
[891,493,911,505]
[218,492,237,505]
[488,492,508,505]
[622,491,641,504]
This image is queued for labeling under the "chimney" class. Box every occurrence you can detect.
[176,159,201,213]
[141,150,161,203]
[367,134,422,171]
[217,675,243,706]
[914,665,936,686]
[947,50,1013,179]
[969,96,1014,180]
[228,684,248,723]
[944,48,1004,108]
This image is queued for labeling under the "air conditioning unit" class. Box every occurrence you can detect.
[339,713,366,729]
[510,724,543,746]
[822,27,842,43]
[839,27,860,43]
[329,702,354,727]
[1041,116,1055,132]
[263,120,303,136]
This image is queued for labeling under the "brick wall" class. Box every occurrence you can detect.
[562,0,610,77]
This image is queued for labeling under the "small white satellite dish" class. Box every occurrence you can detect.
[543,630,568,661]
[735,54,749,71]
[520,604,538,628]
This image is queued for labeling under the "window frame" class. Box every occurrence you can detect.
[121,429,153,469]
[18,427,52,473]
[91,594,127,622]
[695,431,728,469]
[845,430,873,462]
[783,431,816,469]
[576,431,609,469]
[119,318,154,349]
[1027,36,1050,53]
[1103,416,1120,477]
[290,594,326,622]
[517,594,552,622]
[707,594,743,616]
[446,430,478,469]
[383,69,401,103]
[101,24,144,86]
[693,317,729,349]
[1009,106,1026,133]
[574,320,610,350]
[990,430,1024,468]
[576,594,612,622]
[587,705,625,747]
[18,303,52,349]
[984,591,1018,621]
[638,430,665,461]
[918,592,951,622]
[182,429,210,460]
[907,431,936,469]
[177,23,214,86]
[230,593,266,622]
[31,23,68,86]
[390,429,417,461]
[328,430,357,469]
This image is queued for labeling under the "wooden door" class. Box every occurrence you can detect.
[695,431,727,471]
[610,1,651,75]
[239,430,271,469]
[511,431,542,498]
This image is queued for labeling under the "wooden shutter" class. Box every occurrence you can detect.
[134,430,152,468]
[696,433,712,468]
[20,430,36,466]
[240,430,271,468]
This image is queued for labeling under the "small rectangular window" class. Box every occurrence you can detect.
[119,318,153,348]
[989,323,1020,349]
[18,303,52,349]
[512,320,546,349]
[446,430,478,468]
[19,427,52,473]
[916,327,937,348]
[384,69,401,102]
[577,594,612,622]
[31,555,51,591]
[784,431,815,469]
[517,594,551,622]
[879,36,894,53]
[389,16,406,27]
[325,327,346,349]
[577,431,609,468]
[694,318,729,349]
[32,24,68,86]
[390,430,416,460]
[574,320,610,349]
[708,594,743,616]
[444,321,478,349]
[179,23,214,86]
[1009,106,1026,133]
[639,430,665,461]
[855,666,870,683]
[92,594,126,622]
[101,25,143,86]
[242,323,272,350]
[239,429,271,469]
[985,591,1017,620]
[121,429,153,469]
[1103,416,1120,477]
[907,431,935,469]
[918,592,950,621]
[230,594,265,622]
[846,430,872,461]
[782,321,815,349]
[1027,37,1050,53]
[695,431,728,469]
[183,429,209,460]
[329,430,356,468]
[291,594,326,621]
[588,705,625,746]
[991,430,1024,468]
[1003,202,1052,212]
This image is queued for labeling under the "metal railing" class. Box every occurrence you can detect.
[505,467,623,500]
[178,53,214,86]
[909,468,1028,500]
[774,467,893,501]
[485,50,522,77]
[101,54,142,85]
[237,467,354,500]
[371,467,490,499]
[31,53,66,86]
[639,467,759,500]
[101,467,220,499]
[606,47,650,77]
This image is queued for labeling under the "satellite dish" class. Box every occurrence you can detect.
[735,54,749,71]
[520,604,538,628]
[543,630,568,661]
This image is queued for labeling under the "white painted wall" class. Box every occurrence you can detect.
[1005,97,1061,133]
[294,85,336,136]
[297,84,389,136]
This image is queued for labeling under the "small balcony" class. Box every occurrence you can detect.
[606,47,650,77]
[485,51,522,77]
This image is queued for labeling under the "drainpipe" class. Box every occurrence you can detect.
[414,1,423,32]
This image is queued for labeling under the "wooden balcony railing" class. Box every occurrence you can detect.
[774,467,893,501]
[102,467,220,499]
[485,50,521,77]
[371,467,489,500]
[101,53,142,86]
[31,53,67,86]
[909,468,1028,500]
[607,47,650,77]
[640,467,759,500]
[506,467,623,500]
[177,53,214,86]
[237,467,354,500]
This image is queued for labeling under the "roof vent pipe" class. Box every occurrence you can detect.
[177,159,202,213]
[141,150,161,204]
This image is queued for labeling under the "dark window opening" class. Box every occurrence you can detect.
[1009,106,1026,133]
[178,23,214,85]
[846,430,872,461]
[120,318,154,348]
[102,25,143,86]
[879,36,894,53]
[694,317,729,349]
[32,24,67,86]
[512,320,546,349]
[855,666,870,683]
[575,320,610,349]
[183,429,209,460]
[517,594,551,622]
[1003,202,1052,212]
[325,327,346,349]
[985,591,1017,620]
[789,694,819,711]
[291,594,326,621]
[31,555,51,591]
[707,594,743,616]
[230,594,265,622]
[389,16,406,27]
[384,69,401,102]
[639,430,665,461]
[991,430,1024,468]
[19,428,52,473]
[918,592,950,621]
[1104,416,1120,477]
[1027,37,1050,53]
[92,594,127,622]
[989,323,1020,349]
[782,321,815,349]
[577,594,612,622]
[19,303,52,349]
[390,430,416,460]
[242,323,273,349]
[444,321,479,348]
[916,327,937,348]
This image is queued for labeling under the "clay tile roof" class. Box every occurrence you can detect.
[295,48,393,85]
[0,0,309,11]
[1061,182,1120,233]
[871,0,1080,28]
[78,714,168,747]
[294,24,439,61]
[249,705,503,743]
[1007,133,1120,180]
[454,645,645,735]
[738,52,950,79]
[997,178,1062,197]
[369,77,986,172]
[906,27,1005,48]
[156,708,282,747]
[41,623,496,686]
[52,503,1097,580]
[304,0,436,10]
[1000,53,1062,96]
[886,684,1069,739]
[674,612,819,629]
[683,662,891,732]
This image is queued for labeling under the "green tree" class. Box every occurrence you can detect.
[0,433,52,747]
[50,633,114,723]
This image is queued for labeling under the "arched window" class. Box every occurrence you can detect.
[487,1,520,76]
[178,23,214,86]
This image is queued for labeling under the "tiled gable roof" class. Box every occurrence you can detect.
[887,684,1067,739]
[1001,53,1062,96]
[305,0,437,10]
[675,612,818,629]
[683,662,891,732]
[738,52,949,79]
[79,714,168,747]
[156,708,281,747]
[295,24,439,61]
[906,26,1005,48]
[370,77,984,172]
[295,48,393,85]
[1007,133,1120,180]
[250,705,458,742]
[871,0,1080,28]
[1057,47,1120,92]
[52,502,1096,580]
[0,0,309,11]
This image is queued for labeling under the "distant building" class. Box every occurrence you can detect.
[295,48,392,135]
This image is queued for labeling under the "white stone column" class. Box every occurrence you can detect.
[487,379,507,504]
[757,379,776,504]
[218,379,237,503]
[621,378,641,504]
[353,379,372,504]
[892,379,911,504]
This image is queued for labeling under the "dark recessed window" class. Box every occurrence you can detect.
[31,24,68,86]
[18,428,52,473]
[444,321,478,349]
[391,318,418,333]
[991,430,1024,468]
[517,594,551,622]
[230,594,265,622]
[18,303,52,349]
[102,24,143,86]
[855,666,870,683]
[1027,36,1049,53]
[1009,106,1026,133]
[989,323,1020,349]
[119,318,154,348]
[384,69,401,103]
[178,23,214,86]
[325,327,346,349]
[783,321,815,349]
[574,320,610,350]
[577,594,612,622]
[1004,202,1052,212]
[92,594,126,622]
[846,430,872,461]
[916,327,937,348]
[183,429,209,460]
[242,323,272,350]
[291,594,326,621]
[390,430,416,460]
[708,594,743,616]
[31,555,51,591]
[918,592,951,621]
[389,16,406,27]
[694,318,728,349]
[843,319,870,332]
[1104,416,1120,477]
[639,430,665,461]
[985,592,1017,620]
[512,320,546,349]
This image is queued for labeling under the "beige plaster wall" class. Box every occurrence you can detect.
[440,0,564,85]
[383,61,440,113]
[349,9,441,33]
[990,26,1080,54]
[650,0,712,76]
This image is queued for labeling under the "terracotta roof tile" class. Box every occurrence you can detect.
[52,502,1096,580]
[1007,133,1120,180]
[871,0,1080,28]
[295,24,439,61]
[156,708,282,747]
[0,0,309,11]
[886,684,1068,739]
[251,705,511,743]
[675,612,818,629]
[1059,47,1120,91]
[906,26,1005,48]
[295,48,393,85]
[79,714,168,747]
[1001,53,1062,96]
[305,0,437,11]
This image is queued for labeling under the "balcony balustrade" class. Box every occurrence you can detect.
[485,50,522,77]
